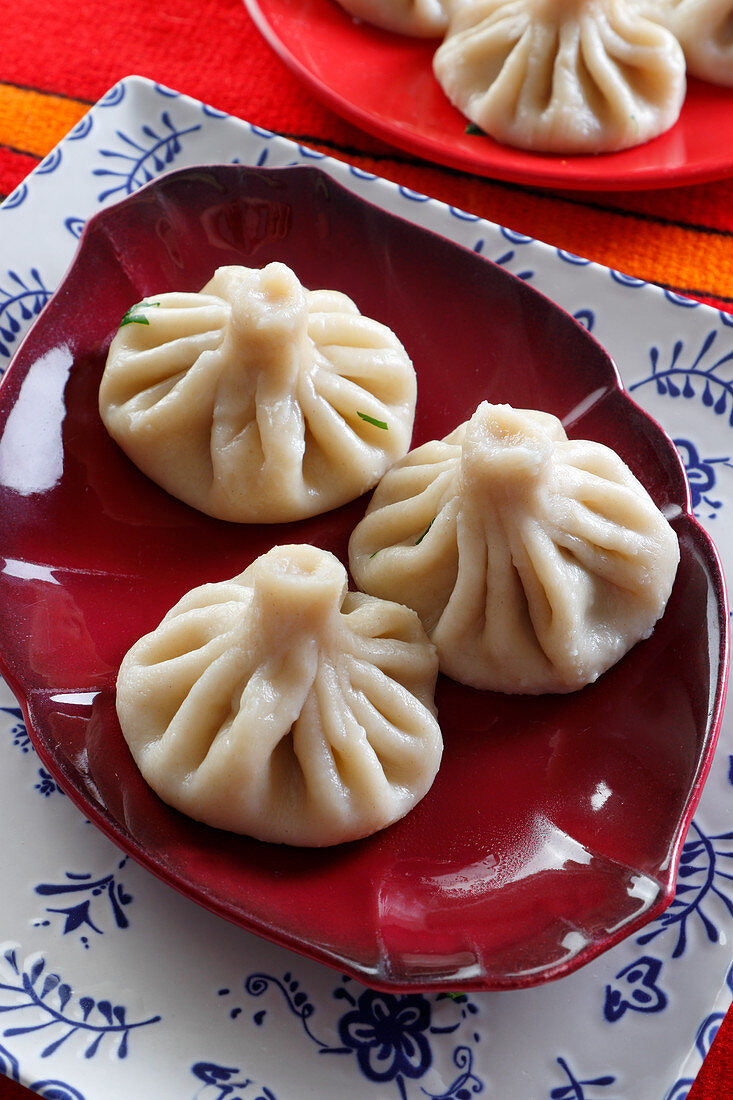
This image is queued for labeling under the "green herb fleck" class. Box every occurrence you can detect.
[119,301,160,328]
[443,991,465,1000]
[415,519,435,546]
[357,411,389,430]
[369,549,381,559]
[465,122,485,136]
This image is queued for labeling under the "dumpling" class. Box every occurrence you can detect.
[432,0,686,153]
[334,0,451,37]
[652,0,733,85]
[116,544,442,846]
[99,262,417,523]
[349,402,680,694]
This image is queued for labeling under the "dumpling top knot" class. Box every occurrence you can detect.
[460,402,562,493]
[249,543,348,642]
[217,263,308,347]
[99,263,417,523]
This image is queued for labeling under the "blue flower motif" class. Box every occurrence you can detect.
[0,948,160,1058]
[630,331,733,421]
[674,437,732,518]
[191,1061,277,1099]
[92,113,202,202]
[550,1056,616,1099]
[34,768,64,798]
[635,823,733,958]
[676,439,717,508]
[338,990,432,1085]
[603,956,667,1022]
[35,863,133,940]
[242,971,481,1098]
[2,706,31,753]
[0,268,53,363]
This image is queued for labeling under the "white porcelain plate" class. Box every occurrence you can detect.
[1,75,732,1100]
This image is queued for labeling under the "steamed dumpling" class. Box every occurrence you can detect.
[116,544,442,846]
[99,263,417,523]
[349,402,680,694]
[653,0,733,85]
[433,0,686,153]
[334,0,451,36]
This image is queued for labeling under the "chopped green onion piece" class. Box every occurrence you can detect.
[119,301,160,328]
[369,549,381,559]
[465,122,485,136]
[357,411,388,430]
[415,519,435,546]
[443,991,465,1000]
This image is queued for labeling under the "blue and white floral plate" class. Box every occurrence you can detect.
[1,75,732,1100]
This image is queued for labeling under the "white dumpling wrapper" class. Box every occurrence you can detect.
[99,263,417,522]
[433,0,686,153]
[334,0,451,36]
[116,544,442,846]
[349,402,680,694]
[650,0,733,85]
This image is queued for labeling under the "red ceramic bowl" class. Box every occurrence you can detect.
[0,165,727,992]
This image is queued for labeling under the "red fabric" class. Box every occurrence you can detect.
[2,1,733,310]
[1,2,732,1097]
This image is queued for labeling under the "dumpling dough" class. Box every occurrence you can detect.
[334,0,451,36]
[349,402,680,694]
[116,544,442,846]
[652,0,733,85]
[432,0,686,153]
[99,263,417,523]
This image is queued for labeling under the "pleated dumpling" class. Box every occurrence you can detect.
[349,403,680,694]
[116,544,442,846]
[99,263,417,523]
[432,0,686,153]
[334,0,451,36]
[654,0,733,85]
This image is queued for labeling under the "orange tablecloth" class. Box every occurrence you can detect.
[1,1,733,1097]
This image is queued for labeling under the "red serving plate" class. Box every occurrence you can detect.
[0,165,726,992]
[244,0,733,191]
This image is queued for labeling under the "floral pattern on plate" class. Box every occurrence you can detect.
[0,75,732,1100]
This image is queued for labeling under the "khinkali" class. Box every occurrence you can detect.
[116,544,442,846]
[432,0,687,153]
[349,402,680,694]
[652,0,733,85]
[334,0,451,36]
[99,263,417,523]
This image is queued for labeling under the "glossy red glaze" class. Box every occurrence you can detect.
[0,165,727,991]
[244,0,733,191]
